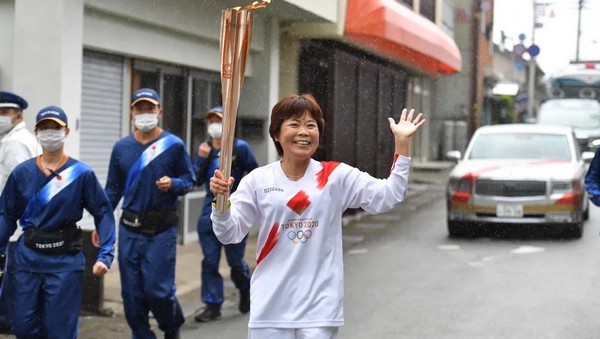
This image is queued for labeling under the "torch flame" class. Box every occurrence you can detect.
[242,0,271,10]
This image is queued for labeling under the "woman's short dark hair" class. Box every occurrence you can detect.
[269,94,325,157]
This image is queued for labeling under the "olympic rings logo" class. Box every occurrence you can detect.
[287,230,312,244]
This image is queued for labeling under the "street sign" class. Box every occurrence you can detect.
[518,33,526,41]
[528,44,540,57]
[513,44,526,56]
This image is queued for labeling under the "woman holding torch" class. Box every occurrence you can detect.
[208,94,425,338]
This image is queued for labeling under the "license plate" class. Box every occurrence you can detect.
[496,204,523,218]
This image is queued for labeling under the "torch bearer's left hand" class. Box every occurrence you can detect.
[210,169,235,196]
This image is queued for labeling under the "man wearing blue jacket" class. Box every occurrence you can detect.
[193,106,258,322]
[105,88,195,339]
[0,106,116,338]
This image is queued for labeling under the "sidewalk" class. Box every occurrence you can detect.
[74,161,454,338]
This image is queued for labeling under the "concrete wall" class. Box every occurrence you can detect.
[2,0,84,157]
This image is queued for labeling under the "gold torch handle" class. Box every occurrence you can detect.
[216,7,254,213]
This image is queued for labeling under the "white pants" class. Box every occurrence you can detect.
[248,327,339,339]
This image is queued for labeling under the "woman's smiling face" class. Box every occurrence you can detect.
[277,111,320,160]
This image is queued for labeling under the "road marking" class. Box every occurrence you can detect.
[347,248,369,255]
[438,244,461,250]
[468,262,485,267]
[468,256,497,267]
[342,235,364,243]
[510,246,545,254]
[355,223,386,229]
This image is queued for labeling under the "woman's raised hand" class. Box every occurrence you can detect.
[388,108,426,138]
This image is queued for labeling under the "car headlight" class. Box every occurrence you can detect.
[448,177,472,203]
[550,181,574,194]
[448,177,471,192]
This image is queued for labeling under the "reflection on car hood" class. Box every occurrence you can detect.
[449,159,580,181]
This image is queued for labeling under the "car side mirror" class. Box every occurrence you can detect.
[446,150,462,162]
[582,151,595,163]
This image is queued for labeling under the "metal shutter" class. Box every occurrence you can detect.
[80,51,124,229]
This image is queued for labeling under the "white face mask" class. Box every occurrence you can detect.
[37,129,67,152]
[133,113,159,132]
[0,116,14,135]
[207,122,223,139]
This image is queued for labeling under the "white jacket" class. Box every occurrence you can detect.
[0,121,40,241]
[212,156,411,329]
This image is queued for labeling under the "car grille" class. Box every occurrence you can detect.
[475,180,546,197]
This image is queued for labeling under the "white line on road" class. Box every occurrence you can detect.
[347,248,369,255]
[438,244,461,250]
[510,246,545,254]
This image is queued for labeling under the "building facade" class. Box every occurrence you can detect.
[0,0,461,243]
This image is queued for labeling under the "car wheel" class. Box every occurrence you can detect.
[448,221,465,238]
[584,206,590,221]
[566,222,583,239]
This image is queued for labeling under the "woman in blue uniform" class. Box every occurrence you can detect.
[0,105,116,338]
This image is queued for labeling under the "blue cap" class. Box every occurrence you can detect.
[36,106,68,127]
[0,91,28,110]
[205,106,223,120]
[131,88,160,107]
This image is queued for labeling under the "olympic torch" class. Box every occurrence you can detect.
[217,0,270,213]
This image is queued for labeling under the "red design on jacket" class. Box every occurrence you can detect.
[287,190,311,215]
[257,223,279,265]
[316,161,341,190]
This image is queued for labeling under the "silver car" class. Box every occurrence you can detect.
[536,98,600,152]
[446,124,593,238]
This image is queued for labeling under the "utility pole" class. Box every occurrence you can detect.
[526,1,538,121]
[575,0,584,62]
[468,0,480,139]
[526,0,550,121]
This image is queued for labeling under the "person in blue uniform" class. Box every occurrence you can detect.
[193,106,258,322]
[0,105,116,338]
[105,88,195,339]
[0,91,40,334]
[586,150,600,206]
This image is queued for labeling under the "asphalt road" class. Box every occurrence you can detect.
[340,190,600,339]
[183,184,600,339]
[7,183,600,339]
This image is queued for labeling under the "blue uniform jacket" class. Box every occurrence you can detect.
[194,139,258,232]
[0,157,116,272]
[585,148,600,206]
[105,131,195,238]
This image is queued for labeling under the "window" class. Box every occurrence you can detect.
[420,0,435,22]
[131,60,222,157]
[190,72,222,159]
[469,133,572,161]
[132,61,186,140]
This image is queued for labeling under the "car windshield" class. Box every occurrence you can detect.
[537,106,600,128]
[468,133,572,161]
